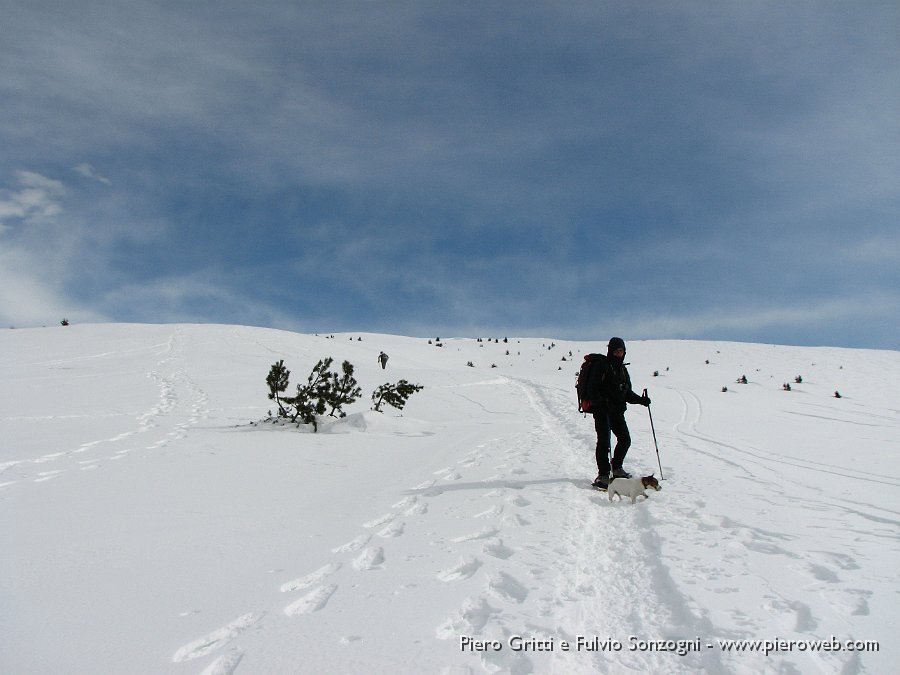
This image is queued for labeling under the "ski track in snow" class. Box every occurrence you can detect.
[0,328,210,488]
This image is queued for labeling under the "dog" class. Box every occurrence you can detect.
[608,475,661,504]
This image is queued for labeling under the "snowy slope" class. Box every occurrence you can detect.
[1,324,898,675]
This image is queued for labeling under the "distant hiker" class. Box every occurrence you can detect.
[581,337,650,489]
[377,351,389,370]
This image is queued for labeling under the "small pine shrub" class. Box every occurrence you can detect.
[326,360,362,418]
[266,359,291,417]
[266,357,357,431]
[371,380,424,412]
[283,357,335,430]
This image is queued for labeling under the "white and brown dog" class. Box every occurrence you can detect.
[608,475,661,504]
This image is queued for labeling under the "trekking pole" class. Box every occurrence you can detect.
[643,388,664,480]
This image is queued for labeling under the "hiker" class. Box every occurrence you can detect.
[583,337,650,489]
[377,351,389,370]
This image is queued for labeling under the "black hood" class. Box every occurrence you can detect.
[607,337,626,358]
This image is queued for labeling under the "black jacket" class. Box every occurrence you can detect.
[584,353,643,413]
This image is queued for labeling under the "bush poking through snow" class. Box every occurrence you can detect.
[267,358,420,429]
[266,359,291,417]
[326,360,362,418]
[266,357,353,431]
[371,380,424,413]
[284,357,335,430]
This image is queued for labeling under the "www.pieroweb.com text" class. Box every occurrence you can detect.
[460,634,879,657]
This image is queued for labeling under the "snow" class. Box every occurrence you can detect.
[1,323,898,674]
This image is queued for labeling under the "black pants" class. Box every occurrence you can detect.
[593,407,631,475]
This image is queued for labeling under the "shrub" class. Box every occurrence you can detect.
[326,360,362,418]
[266,359,291,417]
[371,380,424,413]
[284,358,335,430]
[266,357,355,431]
[267,357,422,430]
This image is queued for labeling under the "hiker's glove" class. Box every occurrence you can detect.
[640,395,651,406]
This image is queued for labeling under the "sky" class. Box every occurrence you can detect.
[1,1,898,349]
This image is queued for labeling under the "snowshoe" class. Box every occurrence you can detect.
[591,476,609,491]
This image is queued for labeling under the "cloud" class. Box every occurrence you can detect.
[73,163,111,185]
[0,170,116,327]
[0,246,107,331]
[0,247,106,327]
[846,235,900,265]
[0,171,66,228]
[621,292,900,345]
[97,270,308,332]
